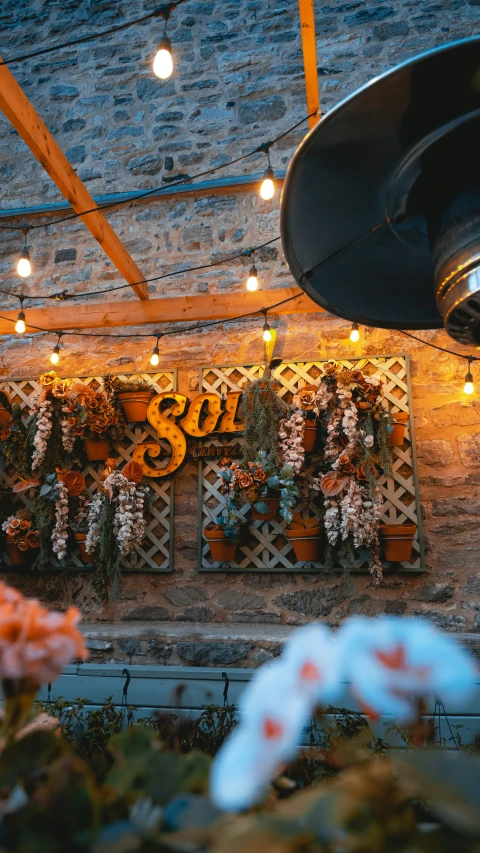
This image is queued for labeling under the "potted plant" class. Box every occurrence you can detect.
[204,501,248,563]
[379,522,417,562]
[64,382,126,462]
[388,410,409,446]
[285,513,321,562]
[292,384,319,451]
[103,374,153,423]
[2,509,40,565]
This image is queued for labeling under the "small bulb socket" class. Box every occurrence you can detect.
[263,165,274,181]
[158,34,171,52]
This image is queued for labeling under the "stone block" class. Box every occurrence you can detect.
[462,574,480,596]
[127,154,163,175]
[66,144,87,165]
[432,498,480,517]
[123,606,169,621]
[164,587,208,606]
[347,595,383,616]
[118,638,141,656]
[412,610,465,631]
[373,20,409,39]
[176,642,252,665]
[54,248,77,264]
[274,585,348,617]
[384,600,407,615]
[413,582,455,603]
[237,96,286,123]
[417,440,453,467]
[147,641,173,663]
[85,639,113,651]
[457,433,480,468]
[227,611,281,623]
[50,84,79,99]
[241,573,296,589]
[175,607,215,622]
[432,402,480,427]
[217,590,265,610]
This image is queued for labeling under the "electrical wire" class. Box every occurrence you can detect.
[0,112,316,234]
[398,329,480,362]
[0,2,186,68]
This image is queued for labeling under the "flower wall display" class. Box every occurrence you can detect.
[2,510,40,553]
[199,356,423,574]
[0,371,176,585]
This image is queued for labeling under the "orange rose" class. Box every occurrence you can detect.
[0,427,11,441]
[19,520,31,531]
[253,468,267,483]
[17,541,28,551]
[39,371,58,387]
[323,361,338,376]
[24,530,40,548]
[9,519,21,529]
[63,472,86,497]
[122,461,143,484]
[238,472,253,489]
[52,379,69,399]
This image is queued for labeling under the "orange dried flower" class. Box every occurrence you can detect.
[122,461,143,484]
[238,472,254,489]
[24,530,40,548]
[253,468,267,483]
[39,371,58,387]
[0,427,11,440]
[63,472,86,497]
[18,520,31,531]
[321,471,350,496]
[17,541,28,552]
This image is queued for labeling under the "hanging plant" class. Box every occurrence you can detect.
[220,451,298,522]
[241,358,286,465]
[29,372,72,478]
[0,391,31,479]
[103,374,151,425]
[86,460,150,600]
[307,362,390,582]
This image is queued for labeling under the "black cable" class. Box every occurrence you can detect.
[0,2,186,68]
[0,112,316,234]
[398,329,480,362]
[0,291,303,340]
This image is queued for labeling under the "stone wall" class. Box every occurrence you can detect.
[0,0,480,648]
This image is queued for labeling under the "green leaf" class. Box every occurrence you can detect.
[267,475,280,489]
[39,484,52,497]
[280,508,293,524]
[254,501,270,515]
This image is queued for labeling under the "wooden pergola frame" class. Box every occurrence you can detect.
[0,4,320,330]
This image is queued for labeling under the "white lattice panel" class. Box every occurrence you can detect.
[199,356,425,573]
[0,372,176,573]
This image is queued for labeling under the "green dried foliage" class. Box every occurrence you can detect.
[103,374,152,394]
[242,378,285,465]
[0,404,31,480]
[31,498,55,571]
[140,704,239,757]
[377,412,393,478]
[92,498,122,601]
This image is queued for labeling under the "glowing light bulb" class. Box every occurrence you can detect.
[153,36,173,79]
[260,166,275,200]
[262,324,272,343]
[247,264,258,291]
[50,345,60,365]
[350,323,360,343]
[17,250,31,278]
[15,311,26,334]
[464,380,474,395]
[150,338,160,366]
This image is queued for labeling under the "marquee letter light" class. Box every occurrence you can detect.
[216,391,244,433]
[135,392,188,477]
[181,392,223,437]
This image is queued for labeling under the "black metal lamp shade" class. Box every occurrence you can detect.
[281,38,480,344]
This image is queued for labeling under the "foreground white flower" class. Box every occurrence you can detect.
[338,616,478,722]
[210,617,478,812]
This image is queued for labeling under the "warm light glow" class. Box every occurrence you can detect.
[150,352,160,366]
[15,312,26,334]
[50,347,60,365]
[350,323,360,343]
[464,380,474,395]
[153,37,173,79]
[260,177,274,200]
[263,327,272,343]
[247,264,258,291]
[17,256,31,278]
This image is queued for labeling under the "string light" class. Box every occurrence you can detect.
[350,322,360,342]
[50,333,62,365]
[150,335,162,366]
[16,230,31,278]
[262,308,272,342]
[15,303,26,335]
[246,264,259,292]
[153,11,173,80]
[464,357,474,395]
[259,148,275,201]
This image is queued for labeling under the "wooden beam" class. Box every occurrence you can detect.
[298,0,320,129]
[0,288,324,335]
[0,59,149,300]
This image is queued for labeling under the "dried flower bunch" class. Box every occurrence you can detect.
[220,451,298,522]
[301,362,391,581]
[2,510,40,551]
[63,380,124,442]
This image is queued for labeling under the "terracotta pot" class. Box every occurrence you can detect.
[5,541,25,566]
[74,532,94,564]
[388,412,408,446]
[380,523,417,562]
[0,404,11,426]
[83,438,111,461]
[303,422,318,452]
[204,524,237,563]
[285,524,321,563]
[118,390,152,423]
[252,498,280,521]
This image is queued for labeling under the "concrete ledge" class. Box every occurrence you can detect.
[80,622,480,668]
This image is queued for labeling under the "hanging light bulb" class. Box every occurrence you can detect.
[15,309,26,335]
[262,309,272,343]
[464,358,475,395]
[153,35,173,79]
[50,334,62,365]
[350,322,360,342]
[247,264,258,292]
[260,165,275,201]
[150,335,161,366]
[17,230,31,278]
